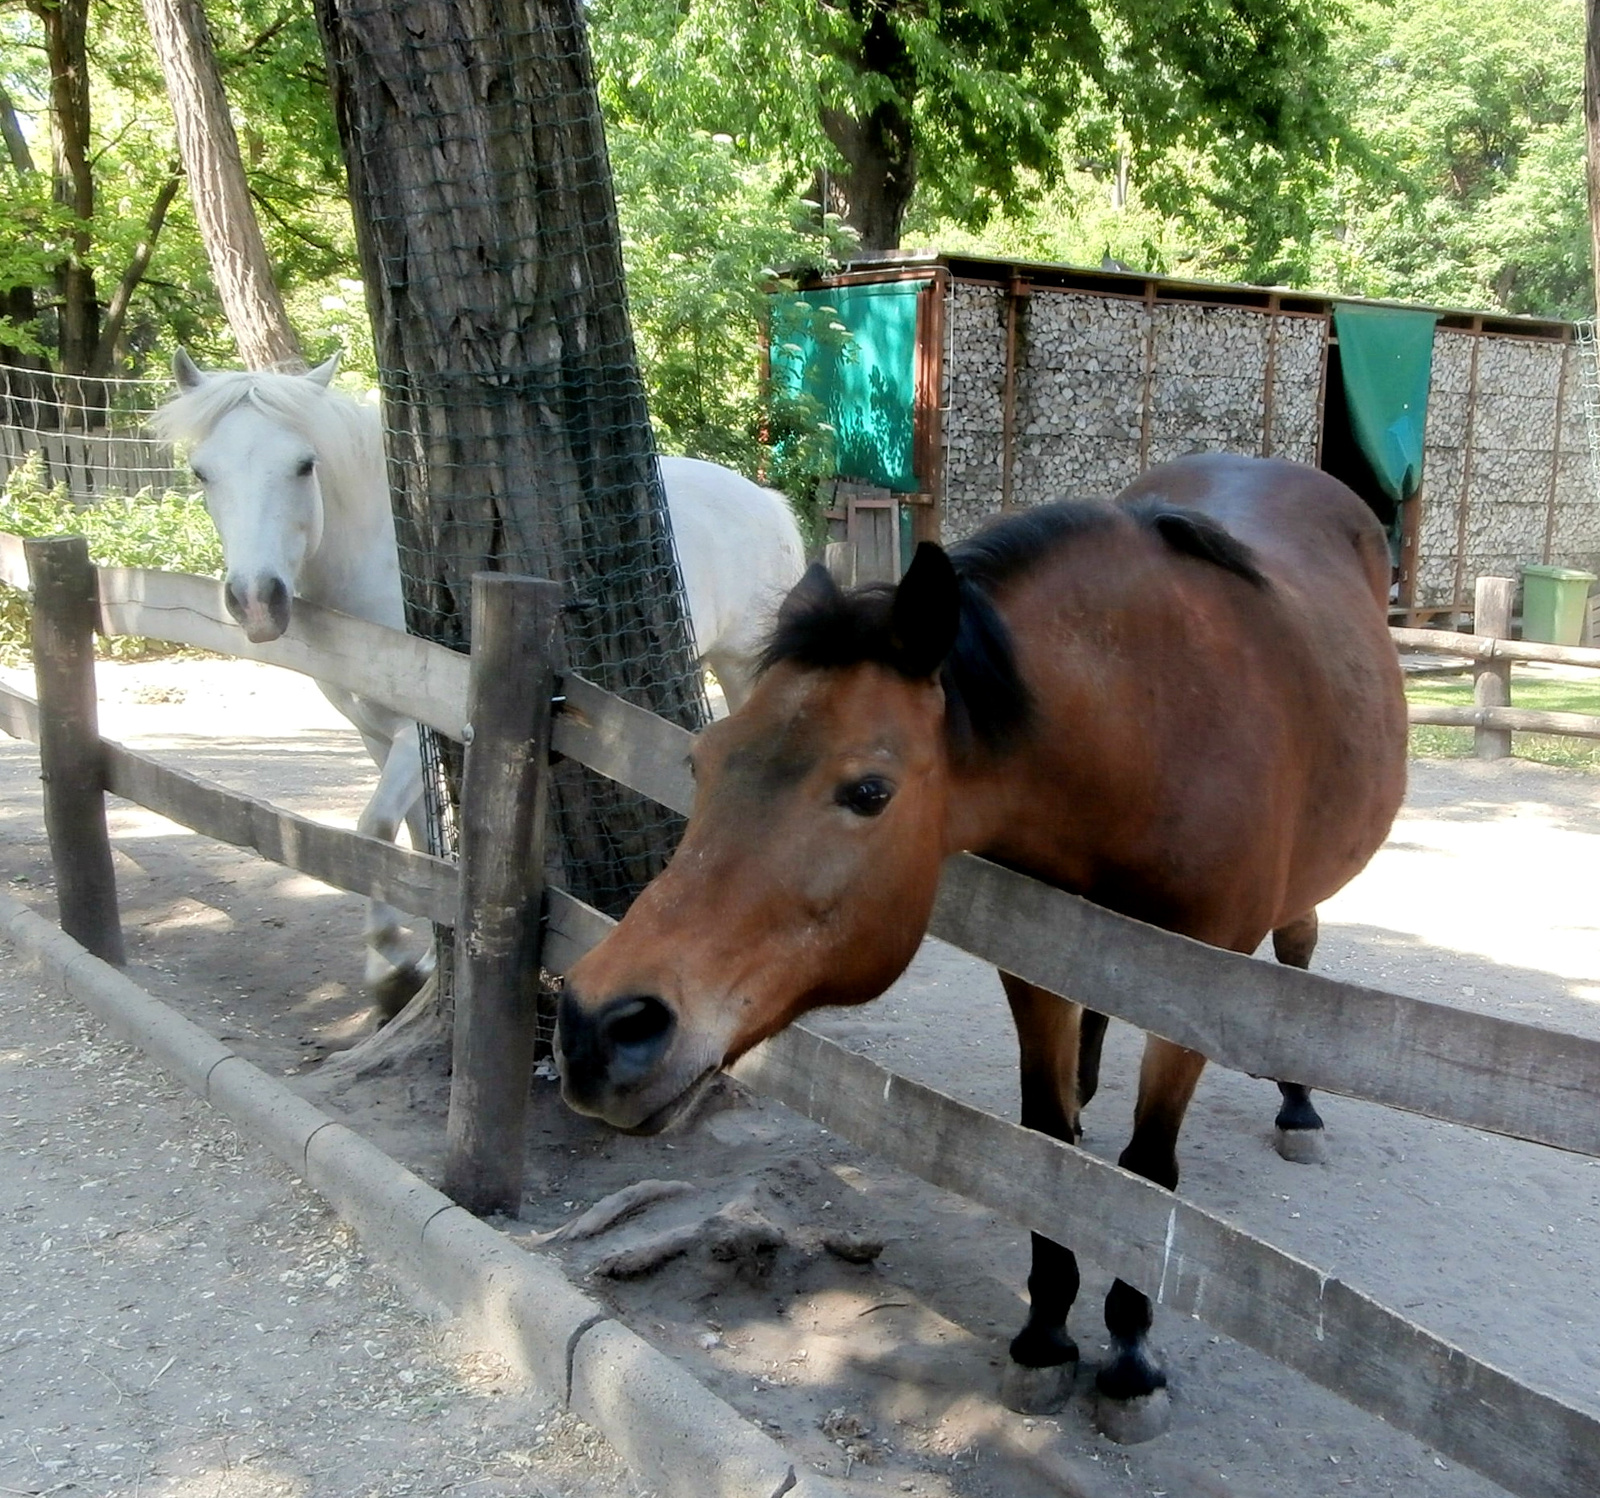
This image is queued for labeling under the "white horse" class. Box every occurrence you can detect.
[152,352,804,1013]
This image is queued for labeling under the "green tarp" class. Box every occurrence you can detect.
[1331,304,1439,505]
[769,280,930,493]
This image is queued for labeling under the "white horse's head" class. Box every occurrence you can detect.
[156,350,345,643]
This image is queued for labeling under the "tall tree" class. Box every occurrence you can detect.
[313,0,706,913]
[592,0,1342,253]
[1587,0,1600,315]
[141,0,302,368]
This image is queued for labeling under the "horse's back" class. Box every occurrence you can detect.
[660,457,805,658]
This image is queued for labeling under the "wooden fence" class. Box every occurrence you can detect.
[1393,575,1600,757]
[1,533,1598,1497]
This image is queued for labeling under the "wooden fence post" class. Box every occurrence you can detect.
[444,573,561,1217]
[1473,575,1515,761]
[24,535,124,964]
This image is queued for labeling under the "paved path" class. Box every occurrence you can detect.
[0,942,639,1498]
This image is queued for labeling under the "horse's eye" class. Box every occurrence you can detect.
[836,776,893,817]
[190,465,208,485]
[295,457,316,478]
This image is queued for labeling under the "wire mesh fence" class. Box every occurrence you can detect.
[0,363,188,504]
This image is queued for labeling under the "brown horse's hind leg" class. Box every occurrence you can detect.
[998,972,1085,1415]
[1077,1009,1110,1113]
[1271,910,1326,1163]
[1096,1035,1207,1442]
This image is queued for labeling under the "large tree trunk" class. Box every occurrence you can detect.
[817,6,917,252]
[1588,0,1600,316]
[142,0,302,369]
[313,0,706,916]
[33,0,97,377]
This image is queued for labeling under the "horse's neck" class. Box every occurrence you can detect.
[302,463,406,630]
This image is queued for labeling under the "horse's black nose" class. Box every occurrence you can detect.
[557,989,676,1100]
[261,575,291,634]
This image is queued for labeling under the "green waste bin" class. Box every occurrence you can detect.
[1520,564,1597,646]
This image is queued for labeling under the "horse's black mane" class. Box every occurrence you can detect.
[759,498,1265,759]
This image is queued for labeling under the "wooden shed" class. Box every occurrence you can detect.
[773,253,1599,623]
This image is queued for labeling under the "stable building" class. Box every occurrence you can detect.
[771,253,1598,623]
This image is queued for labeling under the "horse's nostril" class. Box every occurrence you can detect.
[601,994,675,1054]
[223,577,247,621]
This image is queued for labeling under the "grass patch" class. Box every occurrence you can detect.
[1406,673,1600,772]
[0,453,221,665]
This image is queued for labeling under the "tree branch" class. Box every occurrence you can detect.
[88,170,182,378]
[0,82,36,173]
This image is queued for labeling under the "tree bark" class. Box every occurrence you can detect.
[90,172,184,378]
[33,0,98,376]
[817,5,917,251]
[142,0,302,369]
[1588,0,1600,316]
[313,0,707,914]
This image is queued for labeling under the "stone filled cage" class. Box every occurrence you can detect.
[782,254,1600,625]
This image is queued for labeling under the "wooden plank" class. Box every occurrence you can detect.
[0,680,40,743]
[27,536,125,965]
[547,674,1600,1158]
[0,530,29,593]
[1409,703,1600,741]
[1392,625,1600,671]
[552,673,696,816]
[545,885,1600,1498]
[1473,576,1515,759]
[101,742,459,926]
[445,575,560,1217]
[94,566,470,738]
[931,854,1600,1158]
[734,1027,1600,1498]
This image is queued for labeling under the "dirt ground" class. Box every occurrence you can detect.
[0,941,641,1498]
[1,657,1598,1498]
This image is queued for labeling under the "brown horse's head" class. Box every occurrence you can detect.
[559,544,998,1133]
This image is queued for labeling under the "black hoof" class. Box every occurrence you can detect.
[370,962,427,1023]
[1274,1124,1326,1164]
[1094,1386,1171,1443]
[1095,1343,1166,1403]
[1000,1358,1076,1415]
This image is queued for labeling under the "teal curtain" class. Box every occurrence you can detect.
[770,280,930,493]
[1331,305,1439,505]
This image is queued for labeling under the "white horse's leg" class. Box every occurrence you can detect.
[704,650,754,714]
[357,725,431,1019]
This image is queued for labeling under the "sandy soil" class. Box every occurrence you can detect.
[1,657,1597,1498]
[0,940,639,1498]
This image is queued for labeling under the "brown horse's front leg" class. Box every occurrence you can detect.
[998,972,1086,1415]
[1097,1035,1207,1443]
[1271,910,1325,1162]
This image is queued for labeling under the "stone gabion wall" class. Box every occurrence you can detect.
[1415,334,1597,607]
[940,284,1326,544]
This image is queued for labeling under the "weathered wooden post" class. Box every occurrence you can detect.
[444,573,561,1216]
[24,535,124,964]
[1473,575,1515,761]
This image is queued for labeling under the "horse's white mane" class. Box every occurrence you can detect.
[150,368,385,515]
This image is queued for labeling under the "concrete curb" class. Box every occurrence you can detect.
[0,893,840,1498]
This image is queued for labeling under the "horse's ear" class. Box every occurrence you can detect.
[776,561,841,630]
[890,542,960,679]
[305,351,342,388]
[173,348,206,391]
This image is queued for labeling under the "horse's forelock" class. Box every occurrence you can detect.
[151,370,383,514]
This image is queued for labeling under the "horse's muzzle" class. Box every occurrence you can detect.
[556,988,695,1131]
[225,573,292,643]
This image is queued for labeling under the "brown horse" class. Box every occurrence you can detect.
[558,453,1407,1436]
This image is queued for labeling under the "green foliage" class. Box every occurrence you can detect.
[608,119,854,521]
[0,453,221,662]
